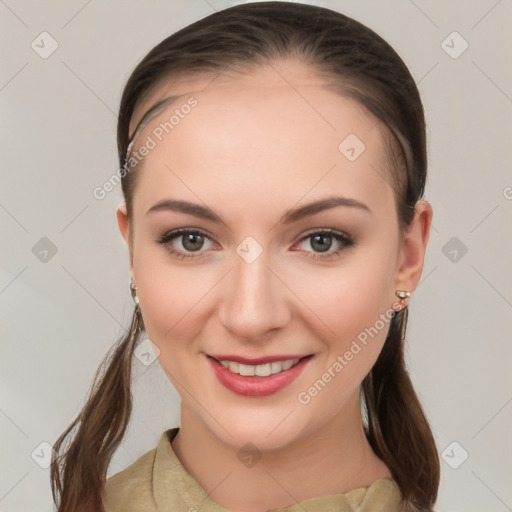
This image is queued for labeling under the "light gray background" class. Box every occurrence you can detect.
[1,1,511,511]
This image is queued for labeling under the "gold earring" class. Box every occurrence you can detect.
[395,290,411,309]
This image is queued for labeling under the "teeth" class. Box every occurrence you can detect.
[255,363,271,377]
[271,361,282,374]
[239,363,255,376]
[282,360,294,370]
[227,361,239,374]
[218,358,300,376]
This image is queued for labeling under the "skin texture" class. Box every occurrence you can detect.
[117,59,433,512]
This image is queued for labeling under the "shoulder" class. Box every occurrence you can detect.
[103,444,158,512]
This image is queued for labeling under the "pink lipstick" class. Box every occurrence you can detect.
[206,353,313,397]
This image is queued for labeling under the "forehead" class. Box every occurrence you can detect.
[129,59,377,136]
[127,59,394,219]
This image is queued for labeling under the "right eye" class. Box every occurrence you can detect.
[157,228,216,259]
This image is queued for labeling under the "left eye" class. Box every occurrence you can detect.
[295,230,354,258]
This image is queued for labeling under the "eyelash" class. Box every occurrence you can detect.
[156,228,355,261]
[157,228,355,260]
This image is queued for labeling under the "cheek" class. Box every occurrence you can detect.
[292,258,395,338]
[285,247,397,379]
[293,265,396,419]
[133,248,218,349]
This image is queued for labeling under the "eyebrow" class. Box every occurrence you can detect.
[146,196,371,223]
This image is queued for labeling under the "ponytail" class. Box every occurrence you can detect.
[50,309,143,512]
[362,308,440,511]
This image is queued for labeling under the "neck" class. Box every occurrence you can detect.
[171,391,392,512]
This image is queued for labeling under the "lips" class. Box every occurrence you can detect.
[206,353,313,397]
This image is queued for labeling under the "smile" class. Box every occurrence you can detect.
[206,354,314,397]
[214,358,301,377]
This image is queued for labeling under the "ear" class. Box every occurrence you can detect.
[116,203,134,280]
[393,200,433,304]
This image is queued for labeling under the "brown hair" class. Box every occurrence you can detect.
[50,2,439,510]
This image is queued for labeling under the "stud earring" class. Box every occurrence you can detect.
[130,279,139,306]
[395,290,411,310]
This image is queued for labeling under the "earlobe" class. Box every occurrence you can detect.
[394,200,433,298]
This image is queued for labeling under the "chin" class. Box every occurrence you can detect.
[200,406,311,452]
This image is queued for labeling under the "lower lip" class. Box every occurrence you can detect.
[207,355,313,397]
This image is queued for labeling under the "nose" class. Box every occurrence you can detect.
[217,252,291,341]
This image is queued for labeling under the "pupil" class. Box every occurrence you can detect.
[183,234,204,251]
[311,234,331,252]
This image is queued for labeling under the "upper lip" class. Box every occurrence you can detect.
[207,353,313,365]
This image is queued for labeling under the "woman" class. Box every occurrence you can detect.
[51,2,439,511]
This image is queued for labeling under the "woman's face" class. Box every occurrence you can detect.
[118,59,427,450]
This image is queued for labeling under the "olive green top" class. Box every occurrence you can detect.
[104,428,402,512]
